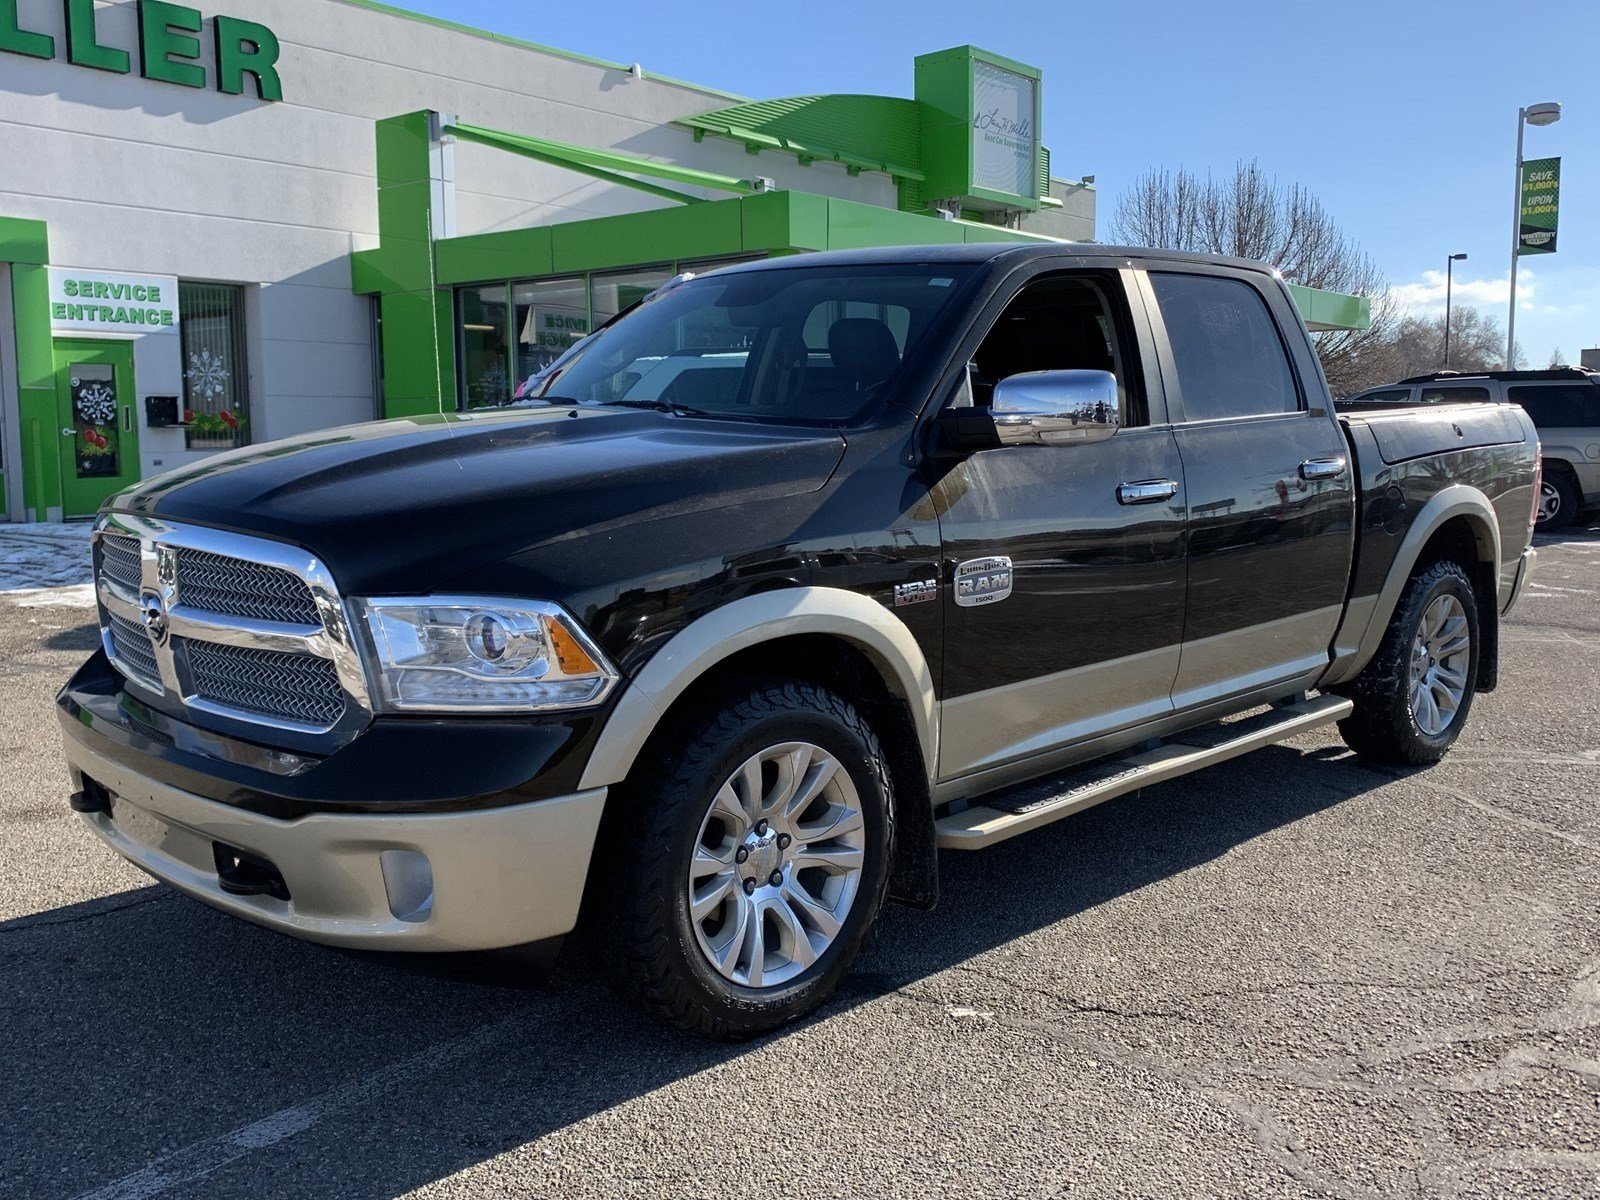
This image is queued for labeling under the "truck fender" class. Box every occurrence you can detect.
[1323,484,1502,687]
[577,587,939,791]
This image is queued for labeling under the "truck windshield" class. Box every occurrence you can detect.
[536,263,975,425]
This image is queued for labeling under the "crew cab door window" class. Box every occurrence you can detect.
[1149,272,1300,420]
[934,270,1186,779]
[967,275,1143,424]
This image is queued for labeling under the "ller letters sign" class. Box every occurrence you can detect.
[0,0,282,100]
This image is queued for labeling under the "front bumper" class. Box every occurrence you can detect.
[1503,546,1536,616]
[62,707,608,953]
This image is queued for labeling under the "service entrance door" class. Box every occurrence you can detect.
[54,338,139,518]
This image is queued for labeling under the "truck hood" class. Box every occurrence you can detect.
[112,406,846,594]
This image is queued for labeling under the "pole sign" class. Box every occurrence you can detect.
[1518,156,1560,256]
[48,268,180,335]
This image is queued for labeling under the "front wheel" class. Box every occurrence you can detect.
[591,681,893,1038]
[1337,559,1480,765]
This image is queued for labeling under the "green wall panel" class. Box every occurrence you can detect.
[378,289,453,415]
[436,227,554,286]
[0,216,48,265]
[551,201,743,274]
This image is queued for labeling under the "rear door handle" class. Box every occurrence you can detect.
[1299,456,1346,481]
[1117,478,1180,505]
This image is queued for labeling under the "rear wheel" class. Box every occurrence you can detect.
[591,681,893,1038]
[1536,469,1579,534]
[1337,559,1479,765]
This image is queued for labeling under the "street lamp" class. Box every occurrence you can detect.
[1508,101,1562,367]
[1444,253,1467,368]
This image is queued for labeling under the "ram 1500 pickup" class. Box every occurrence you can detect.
[59,244,1540,1036]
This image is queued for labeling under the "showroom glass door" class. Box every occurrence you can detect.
[53,338,139,518]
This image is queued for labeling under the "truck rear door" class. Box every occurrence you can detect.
[1138,265,1357,708]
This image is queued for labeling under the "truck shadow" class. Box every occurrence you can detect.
[2,742,1405,1199]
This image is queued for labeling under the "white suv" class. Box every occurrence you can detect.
[1343,369,1600,532]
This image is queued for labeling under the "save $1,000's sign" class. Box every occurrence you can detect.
[48,268,180,335]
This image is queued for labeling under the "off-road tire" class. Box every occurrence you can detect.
[590,680,894,1038]
[1536,468,1579,534]
[1337,559,1480,765]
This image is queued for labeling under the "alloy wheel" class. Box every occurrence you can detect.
[686,741,866,989]
[1409,593,1471,736]
[1537,481,1561,524]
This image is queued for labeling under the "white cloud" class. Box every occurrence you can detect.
[1390,268,1534,316]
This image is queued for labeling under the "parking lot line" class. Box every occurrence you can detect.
[71,1017,519,1200]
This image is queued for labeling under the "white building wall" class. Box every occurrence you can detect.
[0,0,895,477]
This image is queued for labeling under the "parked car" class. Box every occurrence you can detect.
[1341,368,1600,532]
[59,244,1539,1037]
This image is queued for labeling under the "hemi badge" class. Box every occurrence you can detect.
[954,556,1013,607]
[894,579,938,607]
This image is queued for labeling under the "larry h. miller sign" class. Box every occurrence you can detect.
[970,61,1038,199]
[1518,157,1561,256]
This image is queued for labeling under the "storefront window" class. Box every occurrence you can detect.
[459,284,511,409]
[179,282,251,450]
[590,267,673,328]
[511,277,588,399]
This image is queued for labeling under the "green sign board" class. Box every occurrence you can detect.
[1518,156,1560,256]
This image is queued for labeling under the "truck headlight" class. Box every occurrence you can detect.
[354,597,618,713]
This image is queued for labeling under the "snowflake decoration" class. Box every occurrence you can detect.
[76,383,116,425]
[186,349,231,402]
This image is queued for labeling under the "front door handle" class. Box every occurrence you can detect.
[1299,456,1346,481]
[1117,478,1180,505]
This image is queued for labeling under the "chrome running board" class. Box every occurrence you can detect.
[935,694,1354,850]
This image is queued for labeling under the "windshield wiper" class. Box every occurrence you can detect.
[598,399,757,421]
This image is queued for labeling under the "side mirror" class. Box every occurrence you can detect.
[991,370,1120,446]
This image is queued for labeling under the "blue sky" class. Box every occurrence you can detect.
[406,0,1598,362]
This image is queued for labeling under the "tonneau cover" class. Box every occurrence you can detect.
[1342,404,1529,466]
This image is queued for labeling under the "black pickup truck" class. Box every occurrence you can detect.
[59,244,1539,1037]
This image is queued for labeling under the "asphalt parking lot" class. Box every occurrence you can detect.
[3,528,1598,1200]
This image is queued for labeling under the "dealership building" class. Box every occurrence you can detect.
[0,0,1363,522]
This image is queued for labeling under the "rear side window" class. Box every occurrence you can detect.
[1150,273,1301,421]
[1507,383,1600,427]
[1420,386,1492,404]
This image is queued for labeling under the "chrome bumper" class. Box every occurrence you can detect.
[64,731,607,952]
[1503,546,1536,616]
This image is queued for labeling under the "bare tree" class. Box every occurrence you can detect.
[1549,346,1567,368]
[1109,160,1397,394]
[1371,306,1510,380]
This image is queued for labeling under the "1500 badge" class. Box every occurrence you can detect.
[954,556,1013,607]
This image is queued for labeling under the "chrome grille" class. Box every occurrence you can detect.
[174,547,320,626]
[107,611,161,687]
[99,534,142,593]
[93,518,369,734]
[186,641,346,728]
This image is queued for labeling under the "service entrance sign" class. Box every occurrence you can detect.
[49,268,180,335]
[1518,156,1560,256]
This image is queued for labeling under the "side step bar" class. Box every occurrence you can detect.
[935,694,1354,850]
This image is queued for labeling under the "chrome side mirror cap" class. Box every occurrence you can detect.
[991,370,1120,446]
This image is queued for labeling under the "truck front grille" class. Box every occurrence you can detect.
[99,533,142,593]
[186,641,347,727]
[93,518,369,735]
[107,611,161,687]
[173,547,321,626]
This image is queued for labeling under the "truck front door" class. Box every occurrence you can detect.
[932,267,1188,783]
[1140,266,1356,708]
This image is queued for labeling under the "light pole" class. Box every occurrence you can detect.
[1444,252,1467,368]
[1508,101,1562,368]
